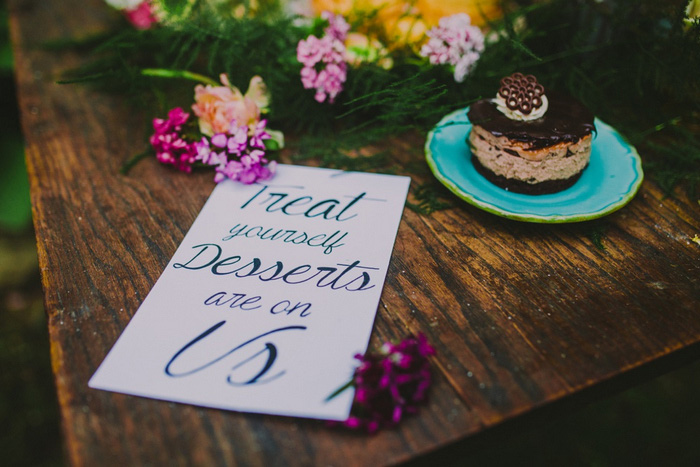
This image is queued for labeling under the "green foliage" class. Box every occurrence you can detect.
[0,0,31,233]
[0,0,11,72]
[405,182,454,215]
[501,0,700,195]
[0,137,30,233]
[643,125,700,199]
[59,0,700,201]
[584,220,608,250]
[158,0,197,19]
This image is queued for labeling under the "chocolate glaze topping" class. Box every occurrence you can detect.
[468,91,595,150]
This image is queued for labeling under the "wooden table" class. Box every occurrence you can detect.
[10,0,700,465]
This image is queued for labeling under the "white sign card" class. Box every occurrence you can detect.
[89,164,410,420]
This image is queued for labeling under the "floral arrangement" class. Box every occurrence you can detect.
[146,72,281,184]
[328,334,436,433]
[101,0,497,186]
[64,0,699,200]
[103,1,493,185]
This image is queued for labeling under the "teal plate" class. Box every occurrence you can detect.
[425,107,644,223]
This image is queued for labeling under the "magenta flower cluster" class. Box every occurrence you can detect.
[419,13,485,83]
[194,119,276,184]
[150,107,197,173]
[297,11,350,103]
[150,108,276,184]
[342,333,436,433]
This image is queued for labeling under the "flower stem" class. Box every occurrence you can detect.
[141,68,220,86]
[325,379,354,402]
[640,116,683,138]
[120,149,152,175]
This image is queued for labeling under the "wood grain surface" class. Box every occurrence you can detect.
[9,0,700,465]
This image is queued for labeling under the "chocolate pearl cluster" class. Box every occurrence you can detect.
[498,73,545,115]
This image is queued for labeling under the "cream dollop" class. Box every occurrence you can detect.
[494,94,549,121]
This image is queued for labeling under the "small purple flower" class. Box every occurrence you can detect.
[196,118,275,185]
[248,119,271,149]
[420,13,485,83]
[226,125,249,156]
[194,137,226,166]
[214,159,242,183]
[331,333,436,433]
[210,133,228,148]
[150,107,197,173]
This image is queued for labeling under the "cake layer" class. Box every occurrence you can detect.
[468,127,592,184]
[471,156,585,194]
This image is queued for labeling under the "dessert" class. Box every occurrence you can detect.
[467,73,595,194]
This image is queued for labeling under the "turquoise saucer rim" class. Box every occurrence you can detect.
[425,107,644,223]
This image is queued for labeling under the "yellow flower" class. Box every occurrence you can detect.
[686,0,700,28]
[311,0,502,27]
[311,0,355,15]
[386,16,428,48]
[346,32,394,68]
[688,0,700,18]
[415,0,502,27]
[691,234,700,246]
[311,0,501,50]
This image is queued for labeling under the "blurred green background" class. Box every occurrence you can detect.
[0,0,64,465]
[0,1,698,465]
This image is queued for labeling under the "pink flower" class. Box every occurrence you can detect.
[331,334,435,433]
[297,12,349,104]
[123,1,158,30]
[150,107,197,173]
[322,10,350,41]
[420,13,485,83]
[300,67,318,89]
[192,74,269,136]
[297,35,327,68]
